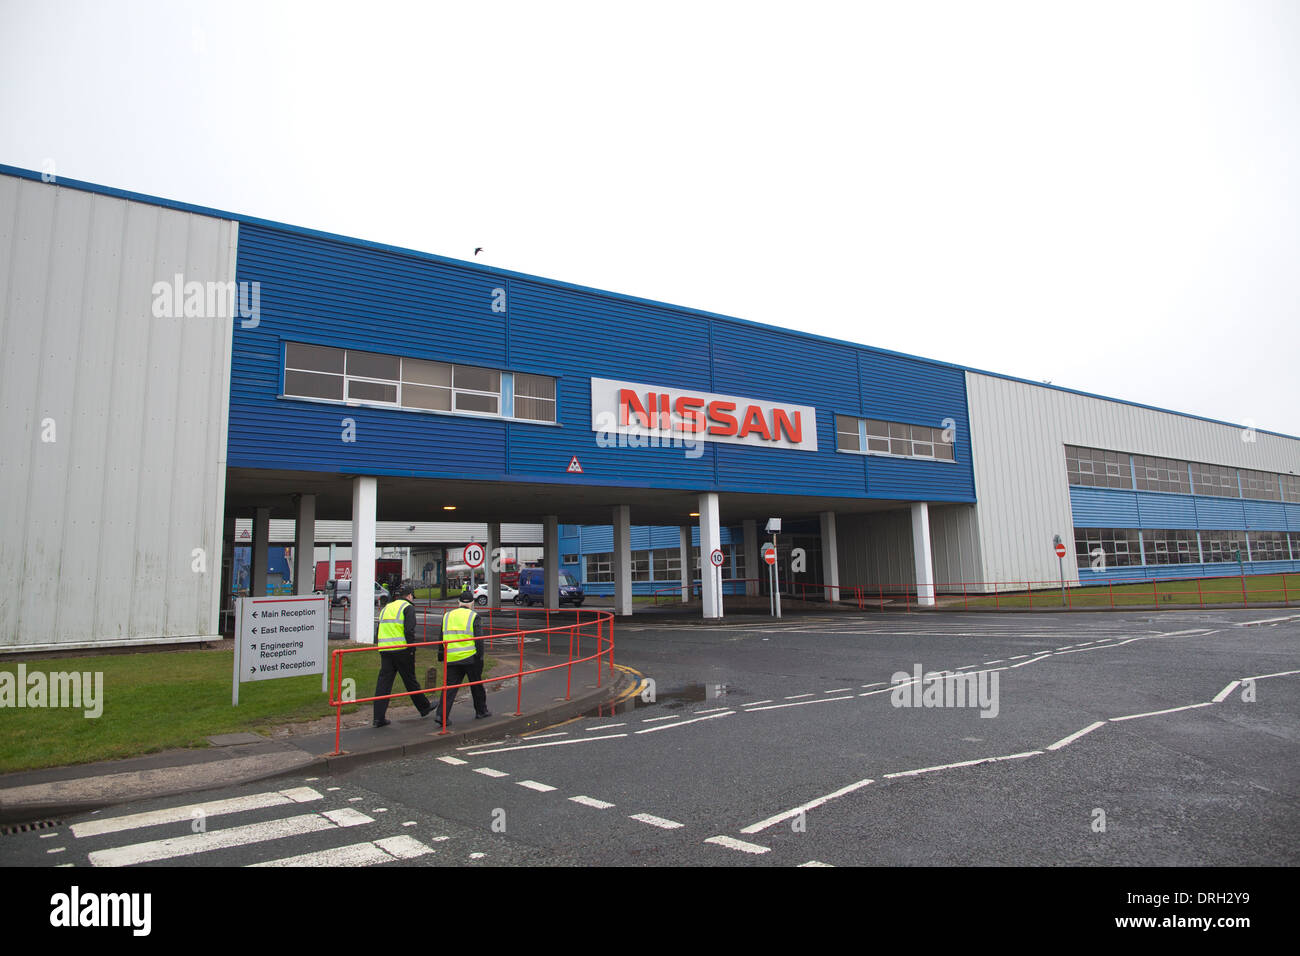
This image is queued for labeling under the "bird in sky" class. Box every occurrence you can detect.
[474,247,484,256]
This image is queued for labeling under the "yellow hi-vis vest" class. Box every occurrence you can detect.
[441,606,478,662]
[377,599,412,649]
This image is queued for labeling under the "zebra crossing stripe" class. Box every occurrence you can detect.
[89,808,373,867]
[251,835,432,867]
[71,787,324,839]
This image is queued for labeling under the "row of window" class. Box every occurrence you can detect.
[583,547,746,583]
[282,343,557,423]
[836,416,956,461]
[1066,445,1300,502]
[1073,527,1299,569]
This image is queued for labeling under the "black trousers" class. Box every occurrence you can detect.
[434,657,487,721]
[374,648,432,721]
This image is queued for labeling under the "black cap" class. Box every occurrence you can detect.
[394,583,416,599]
[458,590,475,604]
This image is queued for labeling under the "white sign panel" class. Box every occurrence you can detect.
[234,596,328,697]
[591,377,818,452]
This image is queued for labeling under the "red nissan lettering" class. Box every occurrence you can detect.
[674,396,707,432]
[619,389,653,427]
[772,409,802,443]
[707,400,738,436]
[737,405,772,441]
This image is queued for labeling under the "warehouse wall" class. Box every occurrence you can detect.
[0,173,234,651]
[966,371,1300,589]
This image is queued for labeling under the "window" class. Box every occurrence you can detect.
[1142,529,1199,565]
[1200,530,1247,561]
[1073,528,1142,569]
[1191,463,1239,498]
[1246,531,1288,561]
[1239,469,1281,501]
[1290,532,1300,559]
[1132,454,1191,494]
[1283,475,1300,504]
[515,373,557,423]
[284,343,345,400]
[653,549,681,580]
[1066,446,1134,490]
[630,549,652,582]
[586,553,612,583]
[282,343,549,425]
[835,415,860,452]
[562,554,579,565]
[854,419,955,460]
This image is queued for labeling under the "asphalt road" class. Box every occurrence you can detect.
[7,608,1297,868]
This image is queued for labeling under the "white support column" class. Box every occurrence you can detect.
[294,495,316,595]
[910,502,935,607]
[328,542,337,583]
[613,505,632,617]
[351,477,378,643]
[819,511,840,602]
[543,515,560,609]
[679,526,692,603]
[699,493,723,619]
[251,507,270,597]
[743,519,760,597]
[487,521,501,609]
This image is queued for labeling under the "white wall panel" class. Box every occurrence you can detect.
[0,174,234,651]
[966,372,1300,589]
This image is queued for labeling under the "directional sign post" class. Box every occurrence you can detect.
[1053,534,1067,606]
[761,543,780,619]
[233,595,329,705]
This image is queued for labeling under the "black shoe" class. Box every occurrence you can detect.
[475,710,492,720]
[373,718,391,728]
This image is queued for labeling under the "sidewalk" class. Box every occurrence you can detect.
[0,645,631,826]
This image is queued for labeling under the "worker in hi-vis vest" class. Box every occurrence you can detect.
[372,583,433,727]
[431,589,491,726]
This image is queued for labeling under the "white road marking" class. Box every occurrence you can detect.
[694,707,731,714]
[799,860,834,867]
[784,693,815,700]
[517,731,569,740]
[1234,615,1300,627]
[741,778,875,834]
[641,715,682,723]
[884,751,1041,779]
[1008,655,1030,660]
[252,835,432,867]
[466,733,627,755]
[46,847,65,854]
[517,780,557,792]
[1110,702,1214,722]
[569,796,615,809]
[1241,668,1300,681]
[1212,681,1241,703]
[437,756,468,765]
[585,722,626,730]
[746,699,774,706]
[89,809,373,867]
[630,813,684,829]
[39,833,58,839]
[1010,655,1052,669]
[473,767,508,778]
[327,787,341,791]
[304,777,319,782]
[635,711,734,733]
[705,835,770,855]
[984,660,1005,665]
[70,787,323,838]
[402,821,417,827]
[860,682,885,689]
[1046,721,1107,751]
[348,797,363,802]
[746,696,852,712]
[824,688,852,694]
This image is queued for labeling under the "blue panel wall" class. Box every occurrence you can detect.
[1069,488,1140,526]
[230,221,975,502]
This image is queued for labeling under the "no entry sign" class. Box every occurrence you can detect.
[1054,542,1067,558]
[762,544,777,566]
[464,543,486,568]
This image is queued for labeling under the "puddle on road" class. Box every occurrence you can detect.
[582,681,742,719]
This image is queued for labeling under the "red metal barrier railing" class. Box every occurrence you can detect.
[781,570,1297,612]
[327,607,615,756]
[650,578,765,604]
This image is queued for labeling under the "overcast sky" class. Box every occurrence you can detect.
[3,0,1297,434]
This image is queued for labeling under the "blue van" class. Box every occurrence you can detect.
[517,567,584,607]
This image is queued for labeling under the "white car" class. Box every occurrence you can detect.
[320,580,389,608]
[472,583,520,606]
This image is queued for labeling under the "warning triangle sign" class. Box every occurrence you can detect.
[566,456,583,474]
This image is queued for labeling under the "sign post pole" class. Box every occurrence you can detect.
[1054,534,1067,606]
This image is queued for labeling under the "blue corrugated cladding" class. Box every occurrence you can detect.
[231,222,974,501]
[1070,487,1298,533]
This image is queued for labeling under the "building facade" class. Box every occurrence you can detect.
[2,164,1298,650]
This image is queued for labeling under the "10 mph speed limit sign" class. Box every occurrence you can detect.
[463,543,485,568]
[709,548,725,568]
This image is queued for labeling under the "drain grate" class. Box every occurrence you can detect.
[0,818,63,836]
